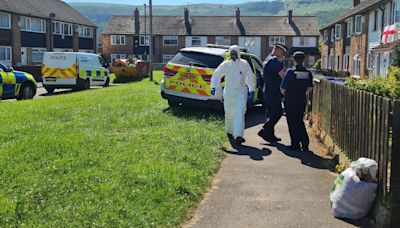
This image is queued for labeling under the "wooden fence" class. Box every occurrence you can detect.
[312,79,400,227]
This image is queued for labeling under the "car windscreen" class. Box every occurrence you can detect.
[169,51,225,69]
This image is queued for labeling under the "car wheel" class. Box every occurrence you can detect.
[83,79,90,90]
[168,99,180,108]
[18,83,35,100]
[103,78,110,87]
[45,86,55,94]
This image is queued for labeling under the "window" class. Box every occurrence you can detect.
[324,30,329,42]
[346,21,353,38]
[162,55,175,63]
[373,10,378,32]
[335,55,340,71]
[367,52,374,70]
[269,36,286,47]
[20,16,46,33]
[354,54,361,76]
[309,56,315,66]
[331,28,335,42]
[191,36,202,46]
[78,25,93,38]
[335,24,341,39]
[163,36,178,46]
[111,35,126,45]
[355,15,363,34]
[215,36,231,46]
[0,12,11,29]
[396,0,400,22]
[111,54,126,62]
[170,51,224,69]
[139,35,149,46]
[32,48,46,63]
[52,21,72,36]
[244,37,256,47]
[328,54,334,69]
[343,54,350,71]
[53,48,73,52]
[0,46,11,62]
[78,49,94,53]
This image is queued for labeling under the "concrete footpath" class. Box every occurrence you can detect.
[185,109,358,228]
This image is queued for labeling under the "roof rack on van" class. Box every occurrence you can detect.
[206,44,247,52]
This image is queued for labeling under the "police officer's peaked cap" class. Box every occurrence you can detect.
[293,51,305,57]
[274,43,288,53]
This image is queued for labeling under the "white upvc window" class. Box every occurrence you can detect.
[215,36,231,46]
[163,36,178,46]
[32,48,47,63]
[0,46,11,63]
[78,25,93,38]
[335,55,340,71]
[355,15,363,34]
[367,52,374,70]
[353,54,361,76]
[52,21,72,36]
[191,36,202,46]
[309,56,315,66]
[331,27,335,42]
[335,24,341,39]
[346,20,353,38]
[162,55,175,63]
[111,35,126,45]
[328,54,334,69]
[324,30,329,42]
[0,12,11,29]
[111,54,126,62]
[395,0,400,23]
[20,16,46,33]
[343,54,350,71]
[269,36,286,47]
[139,35,149,46]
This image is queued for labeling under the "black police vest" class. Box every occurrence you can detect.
[284,67,311,102]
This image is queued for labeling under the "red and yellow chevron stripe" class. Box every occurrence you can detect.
[42,64,77,78]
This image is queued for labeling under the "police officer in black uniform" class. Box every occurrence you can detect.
[258,43,288,142]
[280,51,313,151]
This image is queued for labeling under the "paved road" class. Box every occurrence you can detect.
[185,109,360,228]
[3,82,116,102]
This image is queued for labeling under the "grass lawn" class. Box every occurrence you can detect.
[0,71,226,227]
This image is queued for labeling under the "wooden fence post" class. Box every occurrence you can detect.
[390,100,400,227]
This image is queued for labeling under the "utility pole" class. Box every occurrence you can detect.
[149,0,153,81]
[144,3,147,60]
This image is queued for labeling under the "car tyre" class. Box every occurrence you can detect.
[83,79,90,90]
[168,99,181,108]
[103,77,110,87]
[17,83,36,100]
[45,86,55,94]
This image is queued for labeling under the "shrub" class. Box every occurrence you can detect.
[314,59,321,70]
[345,66,400,99]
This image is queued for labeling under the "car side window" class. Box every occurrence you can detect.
[252,57,263,75]
[241,55,254,73]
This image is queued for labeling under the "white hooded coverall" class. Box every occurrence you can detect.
[210,45,256,139]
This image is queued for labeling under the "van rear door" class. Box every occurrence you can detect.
[42,53,77,80]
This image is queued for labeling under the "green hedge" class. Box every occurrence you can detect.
[345,67,400,99]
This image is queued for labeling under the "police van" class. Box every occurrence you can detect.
[0,61,37,100]
[160,44,265,109]
[42,52,110,94]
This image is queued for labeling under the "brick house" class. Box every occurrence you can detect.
[0,0,97,68]
[320,0,400,78]
[102,8,320,68]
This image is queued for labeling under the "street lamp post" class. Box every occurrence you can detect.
[149,0,153,81]
[144,4,147,60]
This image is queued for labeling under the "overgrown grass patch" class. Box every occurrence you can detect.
[0,72,226,227]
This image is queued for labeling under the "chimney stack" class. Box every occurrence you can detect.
[353,0,361,7]
[184,8,189,23]
[288,9,293,22]
[134,7,140,34]
[236,8,240,24]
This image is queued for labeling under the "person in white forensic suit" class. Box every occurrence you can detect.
[210,45,256,146]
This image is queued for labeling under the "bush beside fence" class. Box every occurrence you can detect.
[311,79,400,227]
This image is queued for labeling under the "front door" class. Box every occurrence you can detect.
[21,47,28,65]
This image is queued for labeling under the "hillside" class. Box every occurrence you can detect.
[69,0,352,33]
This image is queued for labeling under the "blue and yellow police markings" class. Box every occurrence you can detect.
[0,71,16,97]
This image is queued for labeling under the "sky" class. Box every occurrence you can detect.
[64,0,262,5]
